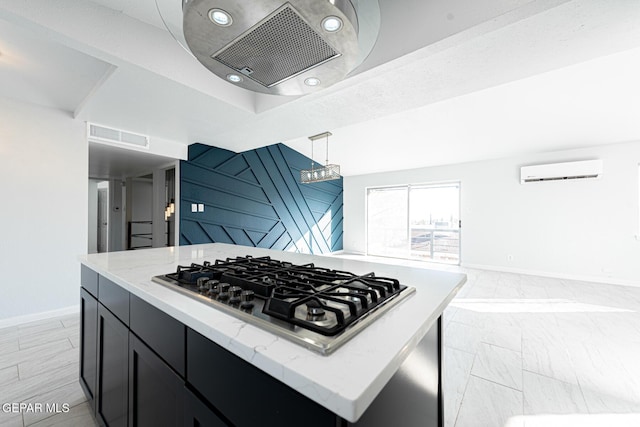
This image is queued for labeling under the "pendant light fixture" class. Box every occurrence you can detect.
[164,199,175,221]
[165,168,176,222]
[300,132,341,184]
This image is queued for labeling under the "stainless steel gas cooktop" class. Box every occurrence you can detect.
[152,255,415,355]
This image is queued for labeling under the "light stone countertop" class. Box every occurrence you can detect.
[79,243,466,422]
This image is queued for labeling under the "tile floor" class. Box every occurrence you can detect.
[1,268,639,426]
[443,268,640,427]
[0,314,96,427]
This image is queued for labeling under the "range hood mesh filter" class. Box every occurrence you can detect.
[212,5,340,87]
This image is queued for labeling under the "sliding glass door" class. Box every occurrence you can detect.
[366,186,409,258]
[367,182,460,264]
[408,183,460,263]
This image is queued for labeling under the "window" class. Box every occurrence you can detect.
[367,182,460,263]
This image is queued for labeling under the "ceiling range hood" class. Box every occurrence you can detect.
[156,0,380,95]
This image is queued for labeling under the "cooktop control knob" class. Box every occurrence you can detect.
[240,290,254,302]
[228,286,243,304]
[217,283,230,301]
[196,277,209,292]
[240,290,255,310]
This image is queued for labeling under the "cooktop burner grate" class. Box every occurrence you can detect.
[153,255,415,354]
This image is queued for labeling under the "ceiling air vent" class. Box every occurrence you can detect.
[88,123,149,149]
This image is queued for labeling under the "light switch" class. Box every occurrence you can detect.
[191,204,198,212]
[198,204,205,212]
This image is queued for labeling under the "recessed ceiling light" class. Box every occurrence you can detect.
[322,16,343,32]
[226,74,243,83]
[209,9,232,26]
[304,77,321,87]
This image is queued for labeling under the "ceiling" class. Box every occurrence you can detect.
[1,0,639,177]
[0,18,113,113]
[88,142,178,180]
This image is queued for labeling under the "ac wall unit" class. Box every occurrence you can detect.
[520,160,603,183]
[87,123,149,149]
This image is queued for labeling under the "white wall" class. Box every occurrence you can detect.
[130,179,153,222]
[344,141,640,285]
[0,97,87,321]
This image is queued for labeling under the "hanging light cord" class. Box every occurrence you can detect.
[307,131,332,171]
[325,133,329,166]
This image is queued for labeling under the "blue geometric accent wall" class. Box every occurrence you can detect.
[180,143,343,254]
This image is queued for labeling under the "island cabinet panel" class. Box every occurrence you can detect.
[186,328,339,427]
[97,304,129,427]
[79,288,98,413]
[347,317,442,427]
[128,333,184,427]
[183,387,227,427]
[81,265,99,297]
[98,275,130,327]
[129,294,185,376]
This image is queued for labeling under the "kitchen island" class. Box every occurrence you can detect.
[78,243,466,426]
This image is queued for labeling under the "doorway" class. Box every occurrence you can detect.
[88,168,178,253]
[87,139,181,253]
[88,179,110,254]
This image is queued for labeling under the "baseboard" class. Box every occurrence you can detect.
[324,254,640,288]
[325,249,345,255]
[0,304,80,330]
[461,263,640,288]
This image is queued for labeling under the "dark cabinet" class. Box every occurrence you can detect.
[97,304,129,427]
[129,294,185,376]
[187,328,337,427]
[183,387,227,427]
[81,268,187,427]
[80,268,132,427]
[98,275,130,326]
[128,333,183,427]
[79,288,98,412]
[81,265,99,297]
